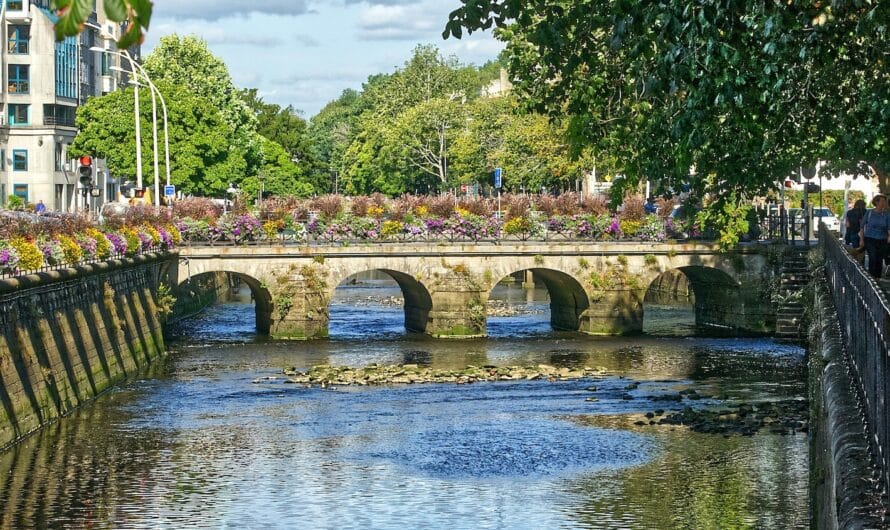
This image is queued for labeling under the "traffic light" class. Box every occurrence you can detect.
[78,156,93,187]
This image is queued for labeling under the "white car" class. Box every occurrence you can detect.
[812,207,840,233]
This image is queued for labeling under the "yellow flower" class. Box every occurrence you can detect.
[367,205,386,218]
[120,228,140,255]
[503,217,531,235]
[142,225,161,245]
[381,220,404,237]
[10,237,43,271]
[414,205,429,217]
[87,228,112,259]
[455,207,471,218]
[57,235,83,265]
[165,223,182,245]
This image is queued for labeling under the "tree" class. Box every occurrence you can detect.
[443,1,890,230]
[71,80,242,196]
[143,35,261,175]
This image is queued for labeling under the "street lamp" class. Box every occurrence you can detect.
[90,46,170,207]
[257,171,266,209]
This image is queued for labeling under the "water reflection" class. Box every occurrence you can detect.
[0,288,809,529]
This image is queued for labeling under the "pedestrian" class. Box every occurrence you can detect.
[644,196,657,214]
[35,200,46,215]
[844,199,866,247]
[859,194,890,279]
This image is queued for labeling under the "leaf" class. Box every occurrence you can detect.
[103,0,127,22]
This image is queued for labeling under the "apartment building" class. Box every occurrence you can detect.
[0,0,133,212]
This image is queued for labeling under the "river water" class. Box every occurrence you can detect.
[0,279,808,529]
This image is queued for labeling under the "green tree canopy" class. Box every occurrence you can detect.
[443,1,890,225]
[143,34,262,175]
[71,80,242,196]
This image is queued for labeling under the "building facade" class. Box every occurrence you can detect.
[0,0,132,212]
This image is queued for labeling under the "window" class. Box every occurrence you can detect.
[100,52,111,76]
[8,64,29,94]
[1,149,5,170]
[7,104,28,125]
[44,104,75,126]
[8,25,29,54]
[55,142,64,171]
[6,1,23,10]
[12,150,28,171]
[13,184,28,202]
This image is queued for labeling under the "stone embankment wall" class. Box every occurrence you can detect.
[0,253,175,450]
[809,278,887,528]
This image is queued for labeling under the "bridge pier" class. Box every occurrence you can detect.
[579,289,644,335]
[427,274,486,338]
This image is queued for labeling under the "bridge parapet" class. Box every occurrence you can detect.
[176,241,778,339]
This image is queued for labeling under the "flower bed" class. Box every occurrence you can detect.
[0,210,181,277]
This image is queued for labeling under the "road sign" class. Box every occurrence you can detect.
[494,168,502,189]
[164,184,176,197]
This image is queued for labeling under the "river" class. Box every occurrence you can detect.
[0,278,808,529]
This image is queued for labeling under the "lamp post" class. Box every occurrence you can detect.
[257,171,266,209]
[112,64,170,194]
[86,23,171,205]
[90,46,170,207]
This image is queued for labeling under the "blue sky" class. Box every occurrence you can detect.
[144,1,503,118]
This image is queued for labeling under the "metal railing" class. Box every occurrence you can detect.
[820,224,890,498]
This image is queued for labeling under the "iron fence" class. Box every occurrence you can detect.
[820,224,890,498]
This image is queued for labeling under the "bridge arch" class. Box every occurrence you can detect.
[174,271,273,335]
[645,266,741,332]
[487,268,590,332]
[327,268,433,334]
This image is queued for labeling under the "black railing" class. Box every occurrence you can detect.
[43,116,76,127]
[821,224,890,498]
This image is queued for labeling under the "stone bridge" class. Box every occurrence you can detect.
[171,242,779,339]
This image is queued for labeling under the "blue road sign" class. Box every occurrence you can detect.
[494,167,502,189]
[164,184,176,197]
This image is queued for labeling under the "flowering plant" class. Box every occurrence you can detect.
[38,238,65,266]
[10,237,44,271]
[0,243,20,274]
[58,235,84,264]
[105,232,128,255]
[228,214,263,243]
[77,234,98,260]
[86,228,112,259]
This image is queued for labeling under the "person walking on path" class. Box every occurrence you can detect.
[859,194,890,278]
[845,199,866,247]
[35,200,46,215]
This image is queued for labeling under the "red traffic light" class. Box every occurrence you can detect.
[79,155,93,166]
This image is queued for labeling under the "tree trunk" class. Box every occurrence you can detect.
[872,163,890,195]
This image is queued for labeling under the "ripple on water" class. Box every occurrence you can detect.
[365,419,654,480]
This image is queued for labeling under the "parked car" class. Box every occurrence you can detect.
[812,207,840,233]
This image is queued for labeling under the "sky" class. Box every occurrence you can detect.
[143,1,504,118]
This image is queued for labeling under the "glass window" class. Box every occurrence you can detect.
[6,1,23,10]
[12,150,27,171]
[1,149,5,171]
[8,25,29,54]
[13,184,28,202]
[7,104,28,125]
[100,52,111,76]
[8,64,29,94]
[55,142,64,171]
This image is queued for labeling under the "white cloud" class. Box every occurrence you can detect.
[151,0,314,21]
[356,4,437,41]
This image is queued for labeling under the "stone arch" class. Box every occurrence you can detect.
[328,269,433,333]
[660,266,741,331]
[174,271,273,335]
[488,268,590,332]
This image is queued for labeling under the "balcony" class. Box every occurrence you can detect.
[44,115,76,127]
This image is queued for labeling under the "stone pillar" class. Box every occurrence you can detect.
[427,273,486,338]
[268,266,330,340]
[579,289,644,335]
[522,270,535,289]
